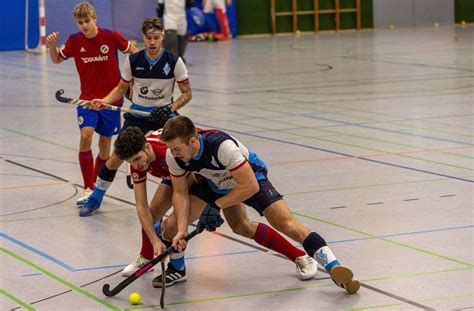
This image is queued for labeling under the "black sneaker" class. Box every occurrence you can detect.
[152,263,187,288]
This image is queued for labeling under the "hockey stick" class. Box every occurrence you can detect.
[160,261,166,309]
[102,229,201,297]
[55,89,151,117]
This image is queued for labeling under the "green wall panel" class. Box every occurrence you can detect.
[455,0,474,23]
[236,0,373,35]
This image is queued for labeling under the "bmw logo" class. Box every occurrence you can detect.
[140,86,148,94]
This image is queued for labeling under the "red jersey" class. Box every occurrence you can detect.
[131,130,169,184]
[60,28,131,105]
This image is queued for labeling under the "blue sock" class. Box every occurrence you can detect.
[155,221,186,271]
[89,187,106,205]
[169,254,185,271]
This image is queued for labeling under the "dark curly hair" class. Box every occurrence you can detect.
[114,127,146,160]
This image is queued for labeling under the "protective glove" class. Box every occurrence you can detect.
[197,202,225,232]
[149,105,173,126]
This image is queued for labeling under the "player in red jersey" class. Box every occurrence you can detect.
[46,2,138,204]
[114,127,317,287]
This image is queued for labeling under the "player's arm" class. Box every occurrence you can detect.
[170,174,190,240]
[134,181,166,256]
[170,79,192,112]
[46,32,64,64]
[128,42,139,54]
[90,79,130,109]
[215,162,259,209]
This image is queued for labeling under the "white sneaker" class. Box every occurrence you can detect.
[295,255,318,280]
[122,255,154,277]
[76,188,92,206]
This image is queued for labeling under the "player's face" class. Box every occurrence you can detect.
[75,16,98,38]
[143,30,164,57]
[166,137,197,162]
[128,148,152,171]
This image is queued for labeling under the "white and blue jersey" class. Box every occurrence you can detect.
[167,130,268,194]
[121,48,188,117]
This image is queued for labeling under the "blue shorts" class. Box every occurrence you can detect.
[189,179,283,216]
[77,106,121,137]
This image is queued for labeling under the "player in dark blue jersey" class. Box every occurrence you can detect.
[80,17,192,217]
[161,116,360,294]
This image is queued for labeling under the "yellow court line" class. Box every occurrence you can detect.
[0,181,66,191]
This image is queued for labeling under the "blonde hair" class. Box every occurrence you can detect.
[72,2,96,20]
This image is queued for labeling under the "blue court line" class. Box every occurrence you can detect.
[0,232,74,270]
[196,122,474,183]
[3,225,473,274]
[303,114,474,146]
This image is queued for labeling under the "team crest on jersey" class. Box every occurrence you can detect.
[132,173,139,179]
[140,86,148,95]
[78,116,84,125]
[163,63,171,76]
[100,44,109,54]
[80,47,86,52]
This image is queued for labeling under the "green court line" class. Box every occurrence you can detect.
[124,282,334,310]
[196,106,473,171]
[245,100,474,139]
[292,212,474,267]
[123,267,473,310]
[347,291,474,310]
[0,247,120,310]
[1,128,77,151]
[284,175,471,196]
[0,288,36,311]
[0,207,134,223]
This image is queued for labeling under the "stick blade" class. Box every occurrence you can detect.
[102,284,114,297]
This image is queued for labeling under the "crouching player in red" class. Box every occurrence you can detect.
[114,126,318,286]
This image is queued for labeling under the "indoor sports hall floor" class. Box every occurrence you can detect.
[1,26,473,310]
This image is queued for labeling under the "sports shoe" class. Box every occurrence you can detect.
[76,188,92,206]
[78,196,100,217]
[329,265,360,294]
[152,263,186,288]
[122,255,154,277]
[295,255,318,280]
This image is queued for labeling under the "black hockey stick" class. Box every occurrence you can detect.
[102,229,201,297]
[55,89,151,117]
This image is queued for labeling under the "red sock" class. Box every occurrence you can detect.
[93,156,107,183]
[253,223,305,262]
[78,150,94,189]
[215,8,230,39]
[140,228,154,260]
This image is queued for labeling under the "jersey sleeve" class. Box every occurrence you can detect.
[121,55,133,82]
[217,140,247,172]
[166,149,187,177]
[130,166,147,184]
[114,31,131,53]
[174,57,189,83]
[59,36,74,59]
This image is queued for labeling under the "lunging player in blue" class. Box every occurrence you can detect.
[161,116,360,294]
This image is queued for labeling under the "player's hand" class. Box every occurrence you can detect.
[197,202,224,232]
[89,99,106,110]
[171,230,188,252]
[152,239,167,259]
[149,105,173,126]
[46,32,59,48]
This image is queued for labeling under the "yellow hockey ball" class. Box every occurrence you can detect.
[129,292,141,305]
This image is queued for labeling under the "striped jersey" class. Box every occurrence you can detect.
[166,130,268,194]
